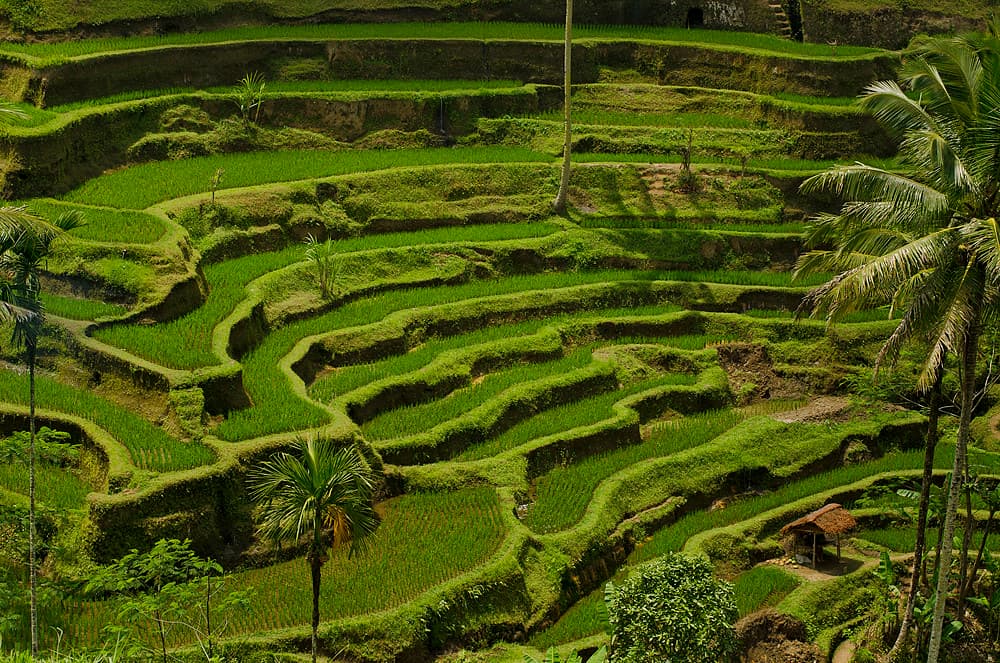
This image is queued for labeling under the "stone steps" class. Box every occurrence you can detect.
[768,1,794,38]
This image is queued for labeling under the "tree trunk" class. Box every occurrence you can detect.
[28,348,38,658]
[931,493,946,588]
[309,532,323,663]
[928,314,981,663]
[156,607,168,663]
[311,548,322,663]
[552,0,573,213]
[957,477,975,618]
[963,509,995,604]
[888,377,941,661]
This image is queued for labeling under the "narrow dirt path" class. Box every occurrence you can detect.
[832,639,857,663]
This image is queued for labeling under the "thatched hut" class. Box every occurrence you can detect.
[780,503,857,567]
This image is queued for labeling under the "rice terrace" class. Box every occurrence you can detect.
[5,0,1000,661]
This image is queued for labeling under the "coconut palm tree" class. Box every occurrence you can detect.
[552,0,573,213]
[795,27,1000,662]
[1,206,83,657]
[248,438,378,663]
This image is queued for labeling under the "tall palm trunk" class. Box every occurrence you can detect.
[928,306,982,663]
[28,344,38,657]
[552,0,573,213]
[310,516,322,663]
[888,377,941,661]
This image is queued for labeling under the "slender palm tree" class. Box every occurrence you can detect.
[0,206,59,326]
[248,439,378,663]
[795,27,1000,662]
[552,0,573,213]
[1,207,83,656]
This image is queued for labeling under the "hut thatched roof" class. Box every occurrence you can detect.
[780,503,856,536]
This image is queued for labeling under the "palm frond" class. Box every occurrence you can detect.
[0,206,55,245]
[800,165,950,218]
[860,79,941,137]
[247,438,378,559]
[898,127,974,195]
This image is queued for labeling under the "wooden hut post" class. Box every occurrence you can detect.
[836,533,841,561]
[812,533,818,567]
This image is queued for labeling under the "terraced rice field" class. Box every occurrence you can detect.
[1,16,980,661]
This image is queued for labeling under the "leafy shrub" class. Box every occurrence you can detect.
[606,554,738,663]
[0,0,41,30]
[0,427,77,466]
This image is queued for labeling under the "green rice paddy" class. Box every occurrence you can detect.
[0,23,880,63]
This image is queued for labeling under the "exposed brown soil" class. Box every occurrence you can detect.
[745,638,823,663]
[641,163,684,196]
[772,395,853,424]
[715,342,808,405]
[736,609,822,663]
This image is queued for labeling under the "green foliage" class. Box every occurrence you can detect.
[38,293,127,321]
[216,270,674,441]
[0,427,75,466]
[362,348,600,441]
[249,438,378,661]
[303,234,338,300]
[232,72,266,127]
[522,405,735,532]
[605,554,738,663]
[94,224,559,371]
[86,538,252,661]
[0,501,57,565]
[11,199,165,245]
[0,15,958,658]
[630,444,974,564]
[0,427,90,509]
[0,0,41,31]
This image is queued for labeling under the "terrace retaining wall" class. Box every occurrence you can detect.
[0,89,544,199]
[799,1,985,50]
[17,39,897,106]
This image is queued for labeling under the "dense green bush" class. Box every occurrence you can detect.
[605,554,738,663]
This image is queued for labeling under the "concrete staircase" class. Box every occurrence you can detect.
[768,1,794,39]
